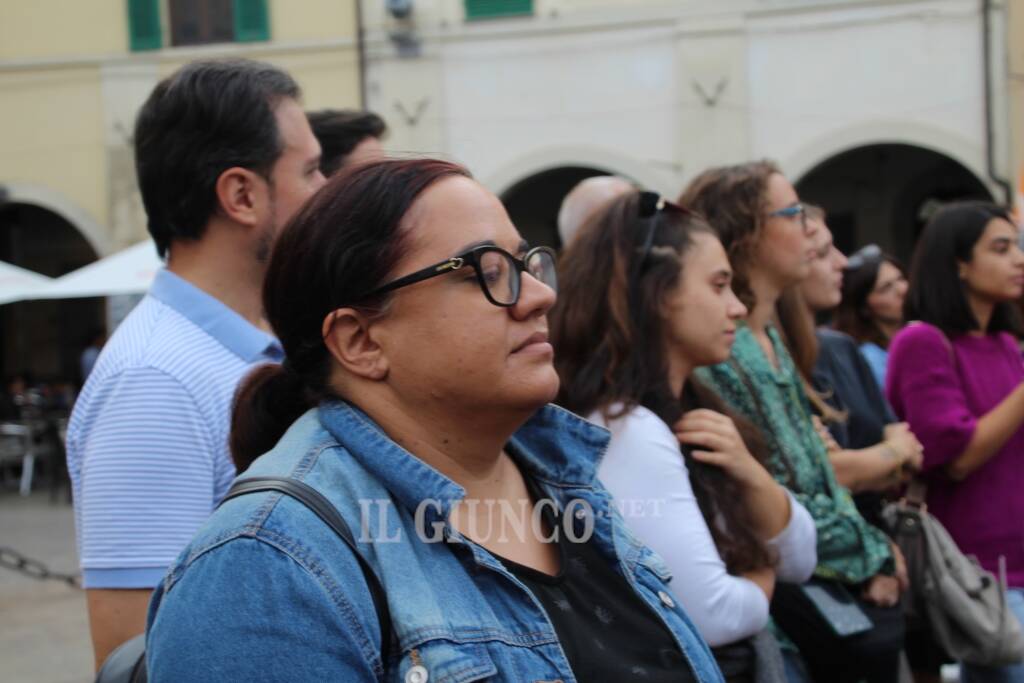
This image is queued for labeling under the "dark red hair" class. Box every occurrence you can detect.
[231,158,471,471]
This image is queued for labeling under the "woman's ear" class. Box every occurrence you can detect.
[322,308,389,380]
[215,166,265,227]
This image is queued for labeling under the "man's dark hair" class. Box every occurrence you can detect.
[905,201,1022,337]
[306,109,386,177]
[134,59,301,257]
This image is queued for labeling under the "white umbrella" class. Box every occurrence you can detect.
[33,240,163,300]
[0,261,53,305]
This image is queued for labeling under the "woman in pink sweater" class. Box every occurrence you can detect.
[886,202,1024,683]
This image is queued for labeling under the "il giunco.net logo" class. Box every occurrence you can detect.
[355,496,666,544]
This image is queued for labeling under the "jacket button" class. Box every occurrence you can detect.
[658,591,675,608]
[406,665,429,683]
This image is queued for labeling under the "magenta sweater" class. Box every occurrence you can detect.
[886,322,1024,587]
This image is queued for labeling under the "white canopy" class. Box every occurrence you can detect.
[0,261,53,305]
[33,240,163,300]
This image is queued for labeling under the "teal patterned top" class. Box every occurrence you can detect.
[695,323,893,584]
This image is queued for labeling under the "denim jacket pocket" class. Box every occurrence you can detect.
[396,640,497,683]
[638,547,673,583]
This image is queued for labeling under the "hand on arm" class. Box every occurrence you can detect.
[740,566,777,601]
[828,424,923,493]
[812,416,842,453]
[946,381,1024,481]
[674,409,791,539]
[890,327,1024,482]
[601,409,774,646]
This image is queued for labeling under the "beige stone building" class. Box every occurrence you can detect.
[0,0,361,380]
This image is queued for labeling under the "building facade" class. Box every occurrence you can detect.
[0,0,361,381]
[1010,0,1023,213]
[362,0,1017,256]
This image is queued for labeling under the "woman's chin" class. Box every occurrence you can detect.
[516,368,561,409]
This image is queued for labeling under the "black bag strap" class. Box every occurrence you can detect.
[220,476,393,666]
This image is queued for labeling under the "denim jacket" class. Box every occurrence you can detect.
[146,401,723,682]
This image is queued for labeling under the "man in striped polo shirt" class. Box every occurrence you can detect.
[66,59,326,670]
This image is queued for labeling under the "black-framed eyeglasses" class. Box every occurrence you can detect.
[360,245,558,307]
[768,203,808,231]
[846,243,882,270]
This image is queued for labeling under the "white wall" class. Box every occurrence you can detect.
[365,0,1004,197]
[441,25,678,189]
[747,0,987,180]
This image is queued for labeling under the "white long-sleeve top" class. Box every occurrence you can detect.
[590,405,817,647]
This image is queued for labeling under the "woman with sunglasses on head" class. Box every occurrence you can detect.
[681,161,905,683]
[144,159,723,682]
[834,245,909,392]
[887,202,1024,683]
[552,191,816,683]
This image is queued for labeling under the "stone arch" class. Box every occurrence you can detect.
[783,122,995,200]
[484,146,675,199]
[486,147,671,250]
[791,135,993,262]
[0,186,106,382]
[2,182,110,257]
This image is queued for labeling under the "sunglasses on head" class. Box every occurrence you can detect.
[846,244,882,271]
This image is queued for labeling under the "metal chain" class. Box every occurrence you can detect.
[0,546,80,588]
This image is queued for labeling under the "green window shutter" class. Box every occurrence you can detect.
[233,0,269,42]
[465,0,533,21]
[127,0,162,51]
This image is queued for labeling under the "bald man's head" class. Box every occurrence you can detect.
[557,175,634,246]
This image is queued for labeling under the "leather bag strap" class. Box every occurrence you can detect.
[221,476,393,667]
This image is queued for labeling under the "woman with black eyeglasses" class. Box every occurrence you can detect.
[681,161,906,683]
[834,245,908,391]
[145,159,723,682]
[552,190,816,683]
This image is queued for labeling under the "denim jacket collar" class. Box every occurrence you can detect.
[317,400,610,519]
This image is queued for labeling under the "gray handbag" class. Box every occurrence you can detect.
[884,481,1024,666]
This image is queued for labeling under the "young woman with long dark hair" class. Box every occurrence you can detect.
[144,159,723,682]
[552,191,816,682]
[681,161,906,683]
[834,246,908,391]
[887,201,1024,683]
[791,210,923,501]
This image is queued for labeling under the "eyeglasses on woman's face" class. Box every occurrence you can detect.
[767,203,808,231]
[361,244,558,307]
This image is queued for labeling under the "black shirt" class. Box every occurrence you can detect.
[495,484,698,683]
[813,328,897,525]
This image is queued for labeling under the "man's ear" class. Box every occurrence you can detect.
[322,308,389,380]
[215,167,265,227]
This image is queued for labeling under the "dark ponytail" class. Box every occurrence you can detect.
[230,158,471,472]
[231,364,313,472]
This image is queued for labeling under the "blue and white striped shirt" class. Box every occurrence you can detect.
[67,269,283,589]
